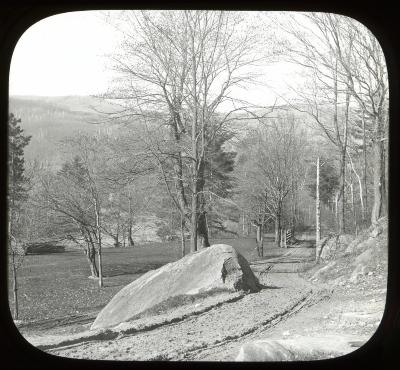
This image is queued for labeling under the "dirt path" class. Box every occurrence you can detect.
[45,271,327,360]
[190,284,384,361]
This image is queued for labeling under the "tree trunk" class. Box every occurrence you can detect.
[339,150,346,234]
[371,117,385,224]
[334,58,347,234]
[12,252,19,320]
[9,212,19,320]
[180,214,186,258]
[260,215,265,256]
[197,211,210,249]
[98,249,103,287]
[86,243,98,278]
[113,233,120,248]
[190,26,199,254]
[341,80,350,233]
[86,231,98,277]
[190,184,198,252]
[128,225,135,247]
[256,222,263,257]
[195,157,210,250]
[275,214,281,248]
[350,180,357,234]
[94,197,103,288]
[128,193,135,247]
[88,254,98,277]
[382,125,388,216]
[334,192,339,232]
[316,157,321,245]
[362,113,368,220]
[350,154,365,224]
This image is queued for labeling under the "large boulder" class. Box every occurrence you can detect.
[91,244,260,330]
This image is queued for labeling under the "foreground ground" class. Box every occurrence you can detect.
[14,235,387,361]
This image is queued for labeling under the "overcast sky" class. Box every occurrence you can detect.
[9,11,310,106]
[9,12,119,97]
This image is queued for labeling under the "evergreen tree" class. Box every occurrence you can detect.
[8,114,31,225]
[307,159,340,206]
[8,113,31,320]
[203,131,237,237]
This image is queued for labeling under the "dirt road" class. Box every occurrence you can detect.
[45,271,326,360]
[23,243,385,361]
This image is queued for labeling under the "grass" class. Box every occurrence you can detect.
[8,237,284,323]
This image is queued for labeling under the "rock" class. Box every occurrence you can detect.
[349,264,366,284]
[370,227,382,238]
[235,336,358,361]
[91,244,260,330]
[318,234,354,262]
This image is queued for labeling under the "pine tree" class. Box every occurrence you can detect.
[203,131,237,237]
[8,113,31,320]
[8,114,31,217]
[307,159,340,206]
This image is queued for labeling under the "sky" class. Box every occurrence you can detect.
[9,11,119,97]
[8,11,303,106]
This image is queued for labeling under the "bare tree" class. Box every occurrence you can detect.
[279,12,388,229]
[235,113,309,252]
[102,10,275,252]
[40,158,100,279]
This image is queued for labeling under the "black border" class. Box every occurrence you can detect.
[1,1,399,369]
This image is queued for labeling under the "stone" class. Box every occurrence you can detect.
[235,336,358,361]
[91,244,260,330]
[318,234,353,262]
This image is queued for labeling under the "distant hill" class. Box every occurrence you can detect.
[8,95,332,167]
[9,96,122,166]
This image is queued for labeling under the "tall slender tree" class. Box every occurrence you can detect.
[8,113,31,320]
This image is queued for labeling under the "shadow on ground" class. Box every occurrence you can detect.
[103,263,164,277]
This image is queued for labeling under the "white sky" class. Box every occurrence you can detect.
[9,11,119,96]
[9,11,302,106]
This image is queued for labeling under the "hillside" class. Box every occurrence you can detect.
[9,96,332,166]
[9,96,121,166]
[307,217,387,287]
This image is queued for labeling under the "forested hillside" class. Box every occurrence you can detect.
[9,96,118,166]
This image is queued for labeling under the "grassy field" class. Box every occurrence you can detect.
[8,237,283,323]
